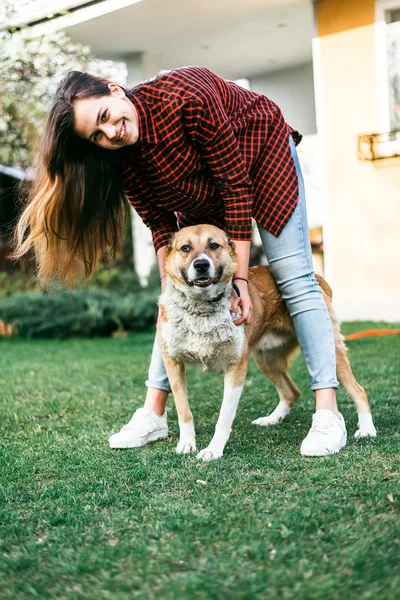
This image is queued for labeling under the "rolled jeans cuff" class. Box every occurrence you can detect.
[145,379,172,393]
[311,381,340,391]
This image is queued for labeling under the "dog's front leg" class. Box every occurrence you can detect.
[162,353,196,454]
[197,357,248,462]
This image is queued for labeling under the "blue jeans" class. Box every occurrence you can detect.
[146,136,339,392]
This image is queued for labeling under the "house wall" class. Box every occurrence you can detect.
[314,0,400,320]
[250,63,317,135]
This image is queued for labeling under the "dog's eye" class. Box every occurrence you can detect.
[180,245,191,253]
[209,242,220,250]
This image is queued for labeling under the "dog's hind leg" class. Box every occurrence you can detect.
[162,353,197,454]
[252,345,301,426]
[197,356,249,462]
[326,301,377,438]
[335,343,377,438]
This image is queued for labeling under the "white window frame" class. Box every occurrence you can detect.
[375,0,400,132]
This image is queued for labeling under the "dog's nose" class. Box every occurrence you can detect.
[193,258,210,274]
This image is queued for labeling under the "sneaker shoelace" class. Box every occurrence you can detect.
[122,409,152,431]
[310,413,337,436]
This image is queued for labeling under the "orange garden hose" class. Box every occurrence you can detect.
[345,329,400,340]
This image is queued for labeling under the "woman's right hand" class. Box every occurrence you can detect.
[231,278,252,326]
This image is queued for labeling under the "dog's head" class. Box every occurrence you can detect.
[164,225,238,298]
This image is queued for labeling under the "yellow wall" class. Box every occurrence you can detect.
[315,0,400,320]
[317,0,375,36]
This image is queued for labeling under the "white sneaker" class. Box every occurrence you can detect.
[109,408,168,449]
[300,409,347,457]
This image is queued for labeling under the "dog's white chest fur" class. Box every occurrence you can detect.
[160,288,244,372]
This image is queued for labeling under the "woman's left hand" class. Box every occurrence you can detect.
[231,279,252,326]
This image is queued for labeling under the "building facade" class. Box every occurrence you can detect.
[313,0,400,320]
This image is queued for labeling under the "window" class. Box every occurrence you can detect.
[385,8,400,130]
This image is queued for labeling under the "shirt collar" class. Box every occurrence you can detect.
[126,91,158,145]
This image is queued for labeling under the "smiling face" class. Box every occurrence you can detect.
[73,83,139,150]
[164,225,238,297]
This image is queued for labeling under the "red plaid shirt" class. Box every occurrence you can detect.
[120,66,301,253]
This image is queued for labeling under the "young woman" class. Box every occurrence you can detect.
[13,66,345,456]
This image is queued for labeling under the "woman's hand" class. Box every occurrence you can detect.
[229,240,251,326]
[231,278,252,326]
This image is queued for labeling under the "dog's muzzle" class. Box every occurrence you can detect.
[182,259,223,288]
[192,258,211,287]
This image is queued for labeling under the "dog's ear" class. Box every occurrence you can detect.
[166,232,177,255]
[226,235,236,255]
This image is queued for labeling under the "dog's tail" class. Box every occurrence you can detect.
[315,274,333,299]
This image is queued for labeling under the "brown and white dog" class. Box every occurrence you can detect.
[158,224,376,461]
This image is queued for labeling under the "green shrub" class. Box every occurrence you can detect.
[0,271,38,296]
[0,265,143,296]
[0,287,159,338]
[84,265,142,293]
[0,264,161,296]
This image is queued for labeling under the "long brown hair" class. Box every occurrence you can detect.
[11,71,129,285]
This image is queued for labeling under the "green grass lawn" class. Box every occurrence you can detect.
[1,322,399,600]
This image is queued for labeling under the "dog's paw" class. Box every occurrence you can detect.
[252,402,291,426]
[354,425,377,439]
[252,415,283,426]
[196,446,223,461]
[176,439,196,454]
[354,414,377,439]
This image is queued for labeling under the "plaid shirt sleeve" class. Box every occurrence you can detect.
[182,92,254,241]
[123,163,178,252]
